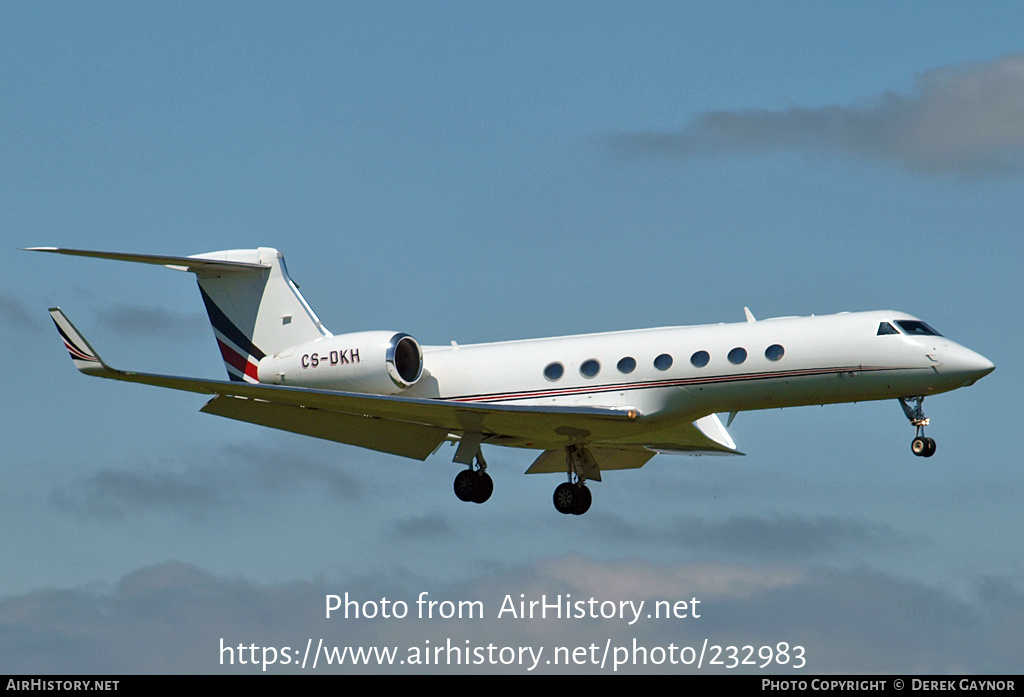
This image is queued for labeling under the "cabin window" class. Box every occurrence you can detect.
[654,353,673,371]
[877,322,899,335]
[765,344,785,361]
[544,362,564,381]
[690,350,710,368]
[617,356,636,374]
[728,347,747,364]
[895,320,942,337]
[580,359,601,378]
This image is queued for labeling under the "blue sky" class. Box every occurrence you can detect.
[2,2,1022,673]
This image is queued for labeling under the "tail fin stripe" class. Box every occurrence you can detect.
[217,338,261,383]
[199,285,265,383]
[198,287,266,362]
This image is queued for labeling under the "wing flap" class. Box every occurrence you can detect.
[112,372,643,444]
[201,395,448,460]
[525,447,656,474]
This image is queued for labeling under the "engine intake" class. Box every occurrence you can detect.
[385,333,423,387]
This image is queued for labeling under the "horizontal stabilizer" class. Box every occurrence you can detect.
[25,247,269,273]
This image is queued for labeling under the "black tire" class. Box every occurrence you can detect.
[553,482,576,514]
[454,469,477,502]
[911,437,927,456]
[923,437,936,458]
[472,471,493,503]
[571,484,592,515]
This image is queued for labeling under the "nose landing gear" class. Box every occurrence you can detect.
[911,436,936,457]
[900,396,936,457]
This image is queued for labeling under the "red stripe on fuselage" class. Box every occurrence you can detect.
[447,365,911,403]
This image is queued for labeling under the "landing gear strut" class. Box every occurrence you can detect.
[453,448,492,504]
[900,396,936,457]
[553,445,594,515]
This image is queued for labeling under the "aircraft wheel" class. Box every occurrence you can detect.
[553,482,576,514]
[570,484,592,515]
[923,437,936,458]
[472,471,493,504]
[454,469,477,502]
[911,437,928,457]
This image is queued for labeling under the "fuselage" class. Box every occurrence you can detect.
[403,310,993,423]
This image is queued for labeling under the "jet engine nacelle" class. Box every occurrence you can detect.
[256,331,423,394]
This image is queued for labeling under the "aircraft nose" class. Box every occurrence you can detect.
[943,345,995,386]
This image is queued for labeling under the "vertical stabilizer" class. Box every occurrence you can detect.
[26,246,331,383]
[190,248,330,382]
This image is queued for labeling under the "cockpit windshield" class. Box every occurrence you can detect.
[894,320,942,337]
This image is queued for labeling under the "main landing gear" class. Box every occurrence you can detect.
[553,444,595,515]
[451,441,598,514]
[553,480,592,515]
[900,396,936,458]
[453,449,493,504]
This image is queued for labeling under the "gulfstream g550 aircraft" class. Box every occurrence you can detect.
[31,246,994,515]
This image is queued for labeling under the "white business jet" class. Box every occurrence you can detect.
[30,247,994,515]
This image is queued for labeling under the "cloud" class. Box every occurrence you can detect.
[0,556,1020,673]
[0,291,40,330]
[608,53,1024,176]
[665,514,909,558]
[580,511,910,560]
[391,514,453,540]
[93,304,207,338]
[49,443,362,520]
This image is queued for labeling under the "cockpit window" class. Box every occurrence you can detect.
[877,322,899,336]
[895,320,942,337]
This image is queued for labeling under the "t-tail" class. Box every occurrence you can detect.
[26,247,330,382]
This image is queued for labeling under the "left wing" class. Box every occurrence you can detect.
[49,308,741,460]
[50,309,648,456]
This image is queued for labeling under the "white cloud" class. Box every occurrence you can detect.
[609,54,1024,176]
[49,444,363,520]
[1,556,1020,673]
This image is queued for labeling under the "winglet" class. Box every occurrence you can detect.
[48,308,115,376]
[744,307,756,323]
